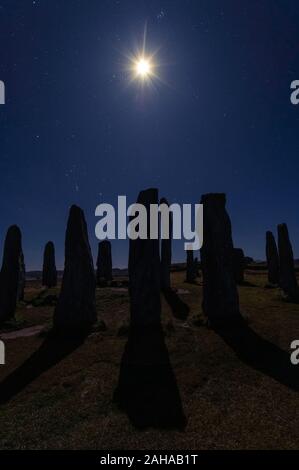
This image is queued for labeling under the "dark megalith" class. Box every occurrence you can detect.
[266,231,279,285]
[185,249,196,283]
[277,223,299,301]
[53,205,97,335]
[194,257,200,277]
[42,241,57,288]
[128,188,161,327]
[0,225,23,324]
[200,193,242,327]
[96,240,113,286]
[160,197,172,291]
[114,188,186,429]
[160,197,189,320]
[233,248,245,285]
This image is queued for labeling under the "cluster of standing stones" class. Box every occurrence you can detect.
[0,191,298,330]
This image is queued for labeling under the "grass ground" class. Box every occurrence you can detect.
[0,270,298,450]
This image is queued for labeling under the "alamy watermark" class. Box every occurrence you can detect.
[290,80,299,105]
[0,340,5,365]
[290,340,299,365]
[0,80,5,104]
[95,196,203,250]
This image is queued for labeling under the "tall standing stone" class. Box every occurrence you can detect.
[266,231,279,285]
[42,241,57,288]
[186,249,196,283]
[233,248,245,284]
[200,193,241,326]
[0,225,23,324]
[129,188,161,327]
[115,188,186,429]
[96,240,113,285]
[277,223,299,301]
[160,197,172,291]
[53,205,97,335]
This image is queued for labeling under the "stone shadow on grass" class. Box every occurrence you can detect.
[214,317,299,391]
[162,288,189,321]
[0,332,85,404]
[114,324,187,430]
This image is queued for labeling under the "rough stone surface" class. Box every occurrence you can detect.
[42,241,57,288]
[277,223,299,301]
[128,188,161,327]
[266,231,279,285]
[96,240,113,284]
[0,225,23,323]
[233,248,245,285]
[200,193,241,326]
[53,205,97,335]
[160,197,172,291]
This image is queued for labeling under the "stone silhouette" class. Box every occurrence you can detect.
[200,193,241,326]
[128,188,161,327]
[96,240,113,285]
[266,231,279,285]
[233,248,245,284]
[42,241,57,288]
[114,188,186,429]
[194,257,200,277]
[160,197,172,291]
[277,223,299,301]
[53,205,97,335]
[0,225,23,324]
[185,249,196,283]
[18,250,26,301]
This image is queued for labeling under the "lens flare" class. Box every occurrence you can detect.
[122,25,165,89]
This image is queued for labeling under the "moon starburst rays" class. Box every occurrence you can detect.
[119,26,167,93]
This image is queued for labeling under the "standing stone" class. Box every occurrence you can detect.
[200,193,241,326]
[53,205,97,335]
[18,250,26,301]
[266,231,279,285]
[194,257,200,276]
[114,188,186,429]
[233,248,245,284]
[160,197,172,291]
[0,225,23,323]
[42,241,57,288]
[277,223,299,301]
[129,188,161,327]
[96,240,113,285]
[186,250,196,283]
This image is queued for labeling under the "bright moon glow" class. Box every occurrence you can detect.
[135,57,152,79]
[125,27,161,87]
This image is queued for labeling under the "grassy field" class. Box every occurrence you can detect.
[0,270,299,450]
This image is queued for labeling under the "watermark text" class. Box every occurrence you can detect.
[0,80,5,104]
[0,340,5,365]
[95,196,203,250]
[290,80,299,105]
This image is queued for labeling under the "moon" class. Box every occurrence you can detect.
[124,26,161,87]
[135,57,152,79]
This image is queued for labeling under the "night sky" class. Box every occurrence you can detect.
[1,0,299,270]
